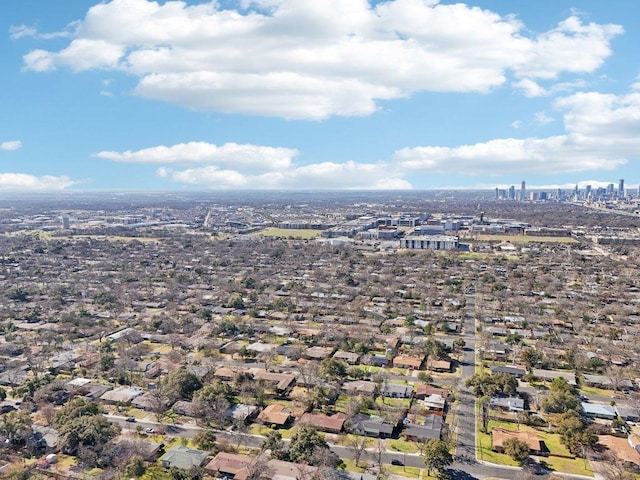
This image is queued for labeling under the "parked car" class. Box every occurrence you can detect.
[125,416,136,422]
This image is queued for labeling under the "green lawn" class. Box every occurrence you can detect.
[389,439,419,453]
[478,418,594,476]
[580,385,615,397]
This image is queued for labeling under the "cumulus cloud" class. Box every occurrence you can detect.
[393,89,640,175]
[160,160,411,190]
[0,140,22,151]
[0,173,75,190]
[94,141,298,172]
[20,0,622,119]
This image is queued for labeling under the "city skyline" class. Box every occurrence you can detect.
[1,0,640,192]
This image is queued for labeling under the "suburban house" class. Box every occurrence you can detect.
[492,428,545,455]
[490,396,525,412]
[256,404,292,428]
[393,355,425,370]
[159,445,209,470]
[349,414,395,438]
[298,412,347,434]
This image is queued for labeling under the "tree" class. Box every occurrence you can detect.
[193,429,217,451]
[503,438,530,464]
[318,358,347,382]
[346,434,368,467]
[53,398,120,458]
[164,368,204,401]
[520,348,541,371]
[262,430,287,460]
[0,410,33,448]
[288,426,330,465]
[540,391,580,414]
[422,439,453,476]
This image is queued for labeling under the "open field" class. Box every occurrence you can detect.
[254,228,322,239]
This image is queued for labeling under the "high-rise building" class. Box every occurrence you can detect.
[508,185,516,200]
[521,181,526,201]
[585,185,592,198]
[495,187,499,200]
[607,183,615,194]
[62,215,70,229]
[619,179,625,196]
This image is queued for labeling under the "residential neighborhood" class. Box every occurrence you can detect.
[0,192,639,480]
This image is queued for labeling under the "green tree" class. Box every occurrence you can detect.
[0,387,6,401]
[556,411,596,455]
[422,439,453,476]
[288,426,330,465]
[540,391,580,414]
[520,348,541,371]
[503,438,530,464]
[0,410,33,447]
[262,430,287,460]
[318,358,347,382]
[193,429,217,451]
[164,368,203,400]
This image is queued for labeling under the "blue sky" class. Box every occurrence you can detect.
[0,0,639,191]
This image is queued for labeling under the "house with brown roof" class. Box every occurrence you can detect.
[204,452,253,479]
[491,428,545,455]
[205,452,319,480]
[342,380,378,396]
[333,350,360,365]
[393,354,425,370]
[414,384,449,400]
[256,404,292,428]
[298,412,347,434]
[427,358,452,373]
[251,370,296,393]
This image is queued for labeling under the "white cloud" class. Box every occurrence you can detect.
[10,22,78,41]
[0,173,75,190]
[513,78,547,97]
[162,160,411,190]
[21,0,623,119]
[393,89,640,175]
[9,25,37,40]
[510,120,522,129]
[1,140,22,151]
[513,17,622,80]
[533,112,555,125]
[94,141,298,172]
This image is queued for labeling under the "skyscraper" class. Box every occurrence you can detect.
[521,181,526,201]
[508,185,516,200]
[619,179,625,196]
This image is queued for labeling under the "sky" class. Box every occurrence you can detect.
[0,0,639,192]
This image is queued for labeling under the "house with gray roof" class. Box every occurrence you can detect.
[160,445,209,470]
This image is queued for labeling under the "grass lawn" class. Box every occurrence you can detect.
[250,424,275,436]
[341,459,367,473]
[580,385,615,397]
[255,228,321,239]
[334,434,377,448]
[388,439,419,453]
[479,419,594,476]
[375,396,411,409]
